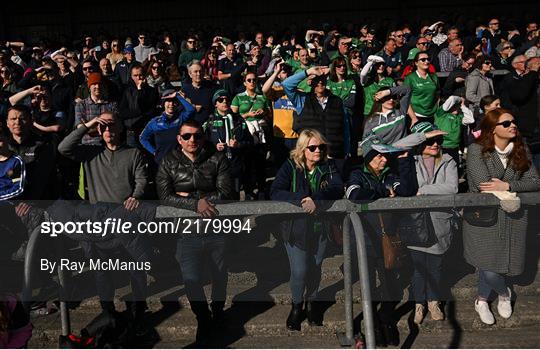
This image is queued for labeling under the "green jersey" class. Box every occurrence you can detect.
[404,71,439,118]
[363,77,395,115]
[326,78,356,101]
[434,107,463,149]
[231,92,270,121]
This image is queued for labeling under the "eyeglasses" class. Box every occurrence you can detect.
[496,120,517,128]
[246,78,256,83]
[483,60,492,65]
[180,132,203,141]
[152,66,160,69]
[425,136,444,146]
[306,144,327,152]
[139,36,145,39]
[335,64,346,68]
[82,66,92,71]
[417,57,430,62]
[216,97,228,103]
[502,46,511,50]
[112,44,118,47]
[351,55,361,59]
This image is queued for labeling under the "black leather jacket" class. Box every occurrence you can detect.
[156,142,234,211]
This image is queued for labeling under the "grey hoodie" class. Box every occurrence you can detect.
[408,153,458,254]
[58,126,148,204]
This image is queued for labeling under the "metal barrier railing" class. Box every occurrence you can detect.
[22,192,540,348]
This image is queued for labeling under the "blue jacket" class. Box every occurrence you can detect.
[270,159,344,247]
[0,155,25,200]
[281,70,309,115]
[139,94,195,163]
[345,155,417,201]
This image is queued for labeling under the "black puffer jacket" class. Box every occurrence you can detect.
[156,142,234,211]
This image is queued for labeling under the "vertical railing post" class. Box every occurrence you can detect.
[338,214,354,346]
[349,212,376,349]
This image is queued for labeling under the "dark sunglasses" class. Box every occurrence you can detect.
[216,97,229,103]
[98,122,117,131]
[180,132,203,141]
[417,57,430,62]
[246,78,256,83]
[306,144,327,152]
[483,60,492,65]
[351,55,361,59]
[334,64,346,68]
[187,40,196,44]
[425,136,444,146]
[82,66,93,71]
[152,65,160,69]
[496,120,517,128]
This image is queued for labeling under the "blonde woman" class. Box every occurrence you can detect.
[106,40,124,70]
[270,129,344,331]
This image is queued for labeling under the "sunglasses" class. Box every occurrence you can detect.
[82,66,92,71]
[187,40,196,44]
[483,60,492,65]
[306,144,327,152]
[496,120,517,128]
[139,36,145,39]
[180,132,203,141]
[152,66,160,69]
[246,78,256,83]
[98,122,117,131]
[425,136,444,146]
[216,97,229,103]
[417,57,430,62]
[351,55,361,59]
[335,64,346,68]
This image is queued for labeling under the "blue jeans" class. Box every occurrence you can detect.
[409,250,442,303]
[284,234,327,304]
[478,269,508,300]
[176,235,227,303]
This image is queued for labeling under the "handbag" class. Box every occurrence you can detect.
[379,213,407,270]
[397,211,435,247]
[463,207,498,227]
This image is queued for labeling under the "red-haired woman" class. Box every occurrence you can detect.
[464,108,540,325]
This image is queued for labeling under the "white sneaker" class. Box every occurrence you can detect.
[475,299,495,325]
[497,288,512,319]
[414,303,425,324]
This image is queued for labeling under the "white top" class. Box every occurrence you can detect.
[495,142,514,169]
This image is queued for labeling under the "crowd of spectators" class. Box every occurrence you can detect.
[1,16,539,347]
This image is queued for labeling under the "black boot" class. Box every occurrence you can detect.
[305,301,323,326]
[286,302,304,331]
[211,301,226,325]
[191,301,212,347]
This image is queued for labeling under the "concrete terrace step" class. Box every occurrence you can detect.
[29,296,540,348]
